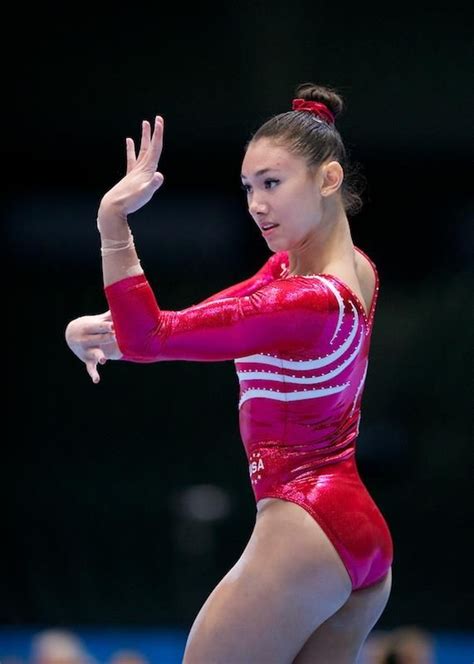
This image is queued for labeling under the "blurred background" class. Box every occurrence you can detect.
[4,3,473,663]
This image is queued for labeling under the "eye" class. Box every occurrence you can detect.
[240,179,279,194]
[264,178,279,189]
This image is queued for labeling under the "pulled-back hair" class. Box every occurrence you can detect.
[248,82,365,216]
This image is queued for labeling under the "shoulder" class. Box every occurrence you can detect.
[244,273,338,315]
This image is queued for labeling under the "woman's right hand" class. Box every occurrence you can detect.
[65,310,122,383]
[98,116,165,223]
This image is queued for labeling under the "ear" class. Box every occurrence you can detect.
[320,160,343,196]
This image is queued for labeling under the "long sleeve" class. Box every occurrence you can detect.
[105,269,331,363]
[111,251,289,364]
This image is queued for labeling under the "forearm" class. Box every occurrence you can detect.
[105,273,328,363]
[97,201,144,287]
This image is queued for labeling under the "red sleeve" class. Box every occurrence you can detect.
[105,269,331,363]
[196,251,289,304]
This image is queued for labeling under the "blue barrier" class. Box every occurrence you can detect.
[0,627,473,663]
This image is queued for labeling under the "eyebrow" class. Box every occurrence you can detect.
[240,168,279,181]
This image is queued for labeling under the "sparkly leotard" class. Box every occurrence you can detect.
[105,247,393,590]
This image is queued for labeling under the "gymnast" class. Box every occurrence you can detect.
[65,82,393,663]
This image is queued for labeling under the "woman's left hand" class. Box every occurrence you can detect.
[65,311,122,383]
[99,116,165,220]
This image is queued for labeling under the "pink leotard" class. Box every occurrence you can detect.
[105,247,393,590]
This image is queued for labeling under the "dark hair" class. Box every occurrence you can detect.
[248,82,365,216]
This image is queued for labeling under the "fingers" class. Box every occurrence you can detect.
[83,323,114,336]
[85,349,107,384]
[85,331,116,343]
[129,116,163,174]
[85,358,100,383]
[126,137,136,173]
[85,319,115,335]
[97,311,114,331]
[84,313,114,335]
[137,119,151,162]
[148,115,164,167]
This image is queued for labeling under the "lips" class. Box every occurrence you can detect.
[260,223,279,235]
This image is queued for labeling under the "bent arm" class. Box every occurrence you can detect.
[95,118,305,364]
[65,252,288,364]
[105,274,329,363]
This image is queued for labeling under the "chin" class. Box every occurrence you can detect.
[266,237,288,251]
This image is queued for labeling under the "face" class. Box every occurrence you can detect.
[240,138,325,251]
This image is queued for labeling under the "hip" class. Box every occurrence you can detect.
[253,454,393,589]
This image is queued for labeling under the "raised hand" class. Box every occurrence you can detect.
[99,116,165,219]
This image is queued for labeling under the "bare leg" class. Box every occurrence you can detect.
[293,568,392,664]
[183,499,352,664]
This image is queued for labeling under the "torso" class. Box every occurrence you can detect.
[285,248,377,320]
[257,246,377,516]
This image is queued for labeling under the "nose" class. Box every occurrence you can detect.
[249,196,269,216]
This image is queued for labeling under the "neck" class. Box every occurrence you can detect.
[287,201,354,276]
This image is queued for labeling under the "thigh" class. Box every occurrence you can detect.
[293,567,392,664]
[183,499,352,664]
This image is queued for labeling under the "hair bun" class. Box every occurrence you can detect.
[292,98,335,125]
[293,82,344,121]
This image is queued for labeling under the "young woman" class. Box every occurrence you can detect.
[65,83,393,663]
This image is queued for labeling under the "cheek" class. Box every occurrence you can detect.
[301,189,322,219]
[289,191,316,221]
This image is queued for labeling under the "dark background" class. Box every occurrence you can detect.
[4,3,473,635]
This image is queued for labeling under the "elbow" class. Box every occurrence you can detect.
[115,330,163,362]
